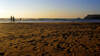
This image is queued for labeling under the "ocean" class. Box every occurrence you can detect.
[0,18,100,23]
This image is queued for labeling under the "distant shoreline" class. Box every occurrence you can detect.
[0,19,100,23]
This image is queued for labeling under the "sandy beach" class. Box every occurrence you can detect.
[0,23,100,56]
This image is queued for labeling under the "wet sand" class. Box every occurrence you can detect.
[0,23,100,56]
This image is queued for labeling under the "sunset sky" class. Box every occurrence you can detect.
[0,0,100,18]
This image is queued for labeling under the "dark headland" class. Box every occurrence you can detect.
[84,14,100,19]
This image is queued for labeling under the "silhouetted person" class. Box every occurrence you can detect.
[10,16,13,22]
[20,18,22,21]
[10,16,15,22]
[12,16,15,22]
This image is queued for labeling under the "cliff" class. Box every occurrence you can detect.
[84,15,100,19]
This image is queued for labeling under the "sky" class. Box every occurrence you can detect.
[0,0,100,18]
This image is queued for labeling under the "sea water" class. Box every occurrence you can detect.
[0,19,100,23]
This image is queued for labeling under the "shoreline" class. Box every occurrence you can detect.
[0,22,100,23]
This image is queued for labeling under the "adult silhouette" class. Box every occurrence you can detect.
[10,16,13,22]
[12,16,15,22]
[20,18,22,21]
[10,16,15,22]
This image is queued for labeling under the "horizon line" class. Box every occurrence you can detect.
[0,17,82,19]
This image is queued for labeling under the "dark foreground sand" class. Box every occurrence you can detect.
[0,23,100,56]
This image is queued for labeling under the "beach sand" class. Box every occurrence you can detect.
[0,23,100,56]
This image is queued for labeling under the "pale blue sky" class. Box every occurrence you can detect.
[0,0,100,18]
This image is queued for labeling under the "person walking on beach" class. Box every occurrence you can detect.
[10,16,13,22]
[20,18,22,21]
[10,16,15,22]
[12,16,15,22]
